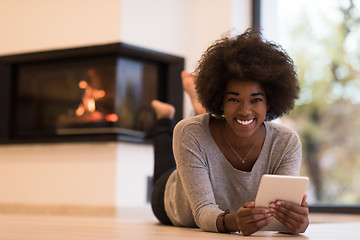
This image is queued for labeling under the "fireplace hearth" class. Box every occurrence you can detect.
[0,43,184,143]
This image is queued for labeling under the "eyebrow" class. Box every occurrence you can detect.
[225,91,265,97]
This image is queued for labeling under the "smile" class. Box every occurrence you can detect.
[236,118,254,125]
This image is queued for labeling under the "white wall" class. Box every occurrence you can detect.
[0,0,121,55]
[0,0,251,211]
[120,0,251,117]
[0,143,117,206]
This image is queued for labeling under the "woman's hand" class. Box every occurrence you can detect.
[236,201,273,236]
[269,194,309,234]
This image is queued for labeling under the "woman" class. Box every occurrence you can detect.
[151,28,309,236]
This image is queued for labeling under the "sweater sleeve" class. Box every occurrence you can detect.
[172,120,223,232]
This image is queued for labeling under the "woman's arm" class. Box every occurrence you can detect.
[173,121,223,232]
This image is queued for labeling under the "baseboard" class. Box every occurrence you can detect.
[0,203,116,217]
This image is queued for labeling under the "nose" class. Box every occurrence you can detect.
[237,102,252,116]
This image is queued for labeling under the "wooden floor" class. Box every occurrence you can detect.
[1,206,360,240]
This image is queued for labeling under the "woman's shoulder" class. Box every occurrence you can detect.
[174,114,210,132]
[265,121,300,140]
[173,114,211,144]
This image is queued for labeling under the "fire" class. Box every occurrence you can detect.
[105,113,119,122]
[78,80,88,89]
[75,81,106,116]
[75,105,85,116]
[58,70,120,125]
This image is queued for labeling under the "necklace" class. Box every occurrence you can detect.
[222,126,261,164]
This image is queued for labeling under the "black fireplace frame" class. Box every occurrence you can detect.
[0,43,184,144]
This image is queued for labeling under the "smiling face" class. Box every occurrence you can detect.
[222,80,268,139]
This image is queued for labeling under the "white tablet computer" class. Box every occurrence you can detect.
[254,174,309,232]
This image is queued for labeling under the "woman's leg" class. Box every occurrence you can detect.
[151,100,176,184]
[150,72,205,225]
[150,100,176,225]
[181,70,206,115]
[151,71,204,183]
[151,168,174,225]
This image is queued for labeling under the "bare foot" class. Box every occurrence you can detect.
[181,70,197,97]
[151,100,176,120]
[181,70,206,115]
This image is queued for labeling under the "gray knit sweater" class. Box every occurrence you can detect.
[164,114,302,233]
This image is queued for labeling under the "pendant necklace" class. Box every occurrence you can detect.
[222,126,261,164]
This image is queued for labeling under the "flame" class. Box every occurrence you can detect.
[105,113,119,122]
[76,105,85,116]
[75,81,105,116]
[78,80,88,89]
[62,72,119,124]
[87,98,96,112]
[94,90,105,99]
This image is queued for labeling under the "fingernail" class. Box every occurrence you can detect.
[276,201,283,206]
[270,203,276,208]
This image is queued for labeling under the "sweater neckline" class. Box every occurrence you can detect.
[202,114,269,173]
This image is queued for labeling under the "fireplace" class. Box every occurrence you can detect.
[0,43,184,143]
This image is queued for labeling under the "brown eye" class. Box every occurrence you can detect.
[228,98,239,102]
[252,98,263,103]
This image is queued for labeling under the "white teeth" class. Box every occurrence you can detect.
[237,119,254,125]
